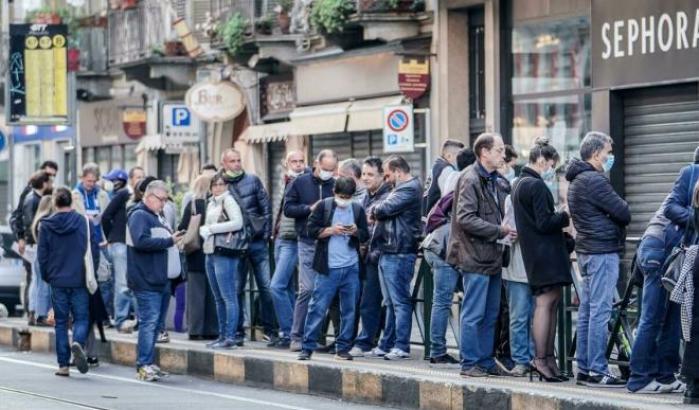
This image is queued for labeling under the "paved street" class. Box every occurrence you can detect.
[0,346,385,410]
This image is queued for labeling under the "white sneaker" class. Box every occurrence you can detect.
[150,364,170,378]
[659,380,686,393]
[630,380,666,394]
[349,346,365,357]
[365,347,387,359]
[384,348,411,361]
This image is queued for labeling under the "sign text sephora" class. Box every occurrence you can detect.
[592,0,699,88]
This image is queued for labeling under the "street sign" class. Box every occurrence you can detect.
[162,103,200,144]
[185,80,245,123]
[398,57,430,100]
[383,105,414,153]
[122,109,146,140]
[7,24,69,125]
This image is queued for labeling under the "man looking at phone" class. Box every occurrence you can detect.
[297,177,368,361]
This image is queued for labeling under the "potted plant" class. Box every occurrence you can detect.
[274,0,294,34]
[222,12,249,55]
[310,0,355,34]
[26,7,61,24]
[255,15,274,35]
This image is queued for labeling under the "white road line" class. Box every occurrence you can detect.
[0,356,313,410]
[0,386,111,410]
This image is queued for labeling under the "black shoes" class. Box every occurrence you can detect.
[297,350,313,361]
[334,351,353,361]
[685,379,699,405]
[268,339,291,349]
[430,354,459,364]
[585,374,626,388]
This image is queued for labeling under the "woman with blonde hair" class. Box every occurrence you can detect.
[177,174,219,340]
[30,196,55,326]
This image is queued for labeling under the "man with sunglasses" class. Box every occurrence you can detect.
[126,180,184,382]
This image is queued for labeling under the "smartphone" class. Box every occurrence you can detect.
[342,224,354,230]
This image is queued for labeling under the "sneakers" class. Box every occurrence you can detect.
[211,339,238,350]
[365,347,388,359]
[55,367,69,377]
[150,364,170,378]
[205,338,224,348]
[290,341,302,352]
[509,364,530,377]
[71,342,88,374]
[335,351,353,361]
[585,373,626,388]
[117,319,137,334]
[429,354,459,365]
[137,365,161,382]
[630,380,668,394]
[297,350,312,361]
[268,338,291,349]
[156,331,170,344]
[460,366,488,378]
[576,372,590,386]
[384,348,411,361]
[87,357,100,368]
[485,365,509,377]
[349,346,366,357]
[659,380,686,393]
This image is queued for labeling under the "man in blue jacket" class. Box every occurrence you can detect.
[566,131,631,388]
[371,155,422,361]
[127,180,183,382]
[38,187,98,377]
[220,148,276,342]
[284,149,337,352]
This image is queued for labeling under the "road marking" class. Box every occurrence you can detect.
[0,386,111,409]
[0,356,313,410]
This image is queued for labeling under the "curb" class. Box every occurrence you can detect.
[0,323,670,410]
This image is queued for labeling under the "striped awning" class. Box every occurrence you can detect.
[135,134,164,152]
[241,122,293,144]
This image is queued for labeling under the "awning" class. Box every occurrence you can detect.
[346,95,404,132]
[289,101,351,135]
[241,122,293,144]
[135,134,164,153]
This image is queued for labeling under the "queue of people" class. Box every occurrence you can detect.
[12,131,699,405]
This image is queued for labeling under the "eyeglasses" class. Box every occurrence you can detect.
[211,182,227,187]
[150,194,168,204]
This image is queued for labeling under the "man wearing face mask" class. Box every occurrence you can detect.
[284,150,338,351]
[566,131,630,388]
[297,177,368,361]
[268,151,308,349]
[220,149,276,342]
[423,139,465,216]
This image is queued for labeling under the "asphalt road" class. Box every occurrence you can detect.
[0,346,387,410]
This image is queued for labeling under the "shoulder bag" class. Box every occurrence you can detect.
[213,206,250,257]
[83,216,98,295]
[662,164,697,292]
[178,199,202,255]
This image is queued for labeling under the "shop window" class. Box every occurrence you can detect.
[96,147,111,175]
[124,144,138,171]
[111,145,123,170]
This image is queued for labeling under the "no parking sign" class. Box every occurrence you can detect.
[383,105,414,153]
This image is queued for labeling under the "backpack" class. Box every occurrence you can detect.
[322,197,362,227]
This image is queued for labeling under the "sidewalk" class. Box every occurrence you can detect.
[0,318,687,410]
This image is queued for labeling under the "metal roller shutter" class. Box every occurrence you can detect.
[311,133,353,163]
[624,87,699,238]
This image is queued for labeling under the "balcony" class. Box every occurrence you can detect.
[350,0,428,42]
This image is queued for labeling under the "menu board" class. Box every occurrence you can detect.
[8,24,69,125]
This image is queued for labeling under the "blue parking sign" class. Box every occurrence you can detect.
[172,107,191,127]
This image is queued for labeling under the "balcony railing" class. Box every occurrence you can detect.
[107,0,171,66]
[211,0,291,46]
[355,0,424,13]
[76,26,108,73]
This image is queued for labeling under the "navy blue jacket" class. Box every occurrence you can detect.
[566,159,631,254]
[284,173,335,239]
[223,172,272,240]
[665,164,699,229]
[372,177,423,254]
[102,187,129,244]
[38,210,99,288]
[127,202,174,292]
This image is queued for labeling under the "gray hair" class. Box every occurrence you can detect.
[82,162,100,178]
[316,149,337,164]
[144,180,168,197]
[339,158,362,179]
[580,131,613,161]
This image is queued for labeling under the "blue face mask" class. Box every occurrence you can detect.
[603,154,615,173]
[541,167,555,182]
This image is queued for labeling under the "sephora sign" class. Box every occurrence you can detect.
[592,0,699,88]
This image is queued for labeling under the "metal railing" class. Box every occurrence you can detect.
[76,26,108,73]
[107,0,170,66]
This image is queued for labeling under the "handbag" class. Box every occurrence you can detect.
[178,199,202,255]
[83,216,98,295]
[662,165,697,292]
[149,226,182,279]
[213,208,250,257]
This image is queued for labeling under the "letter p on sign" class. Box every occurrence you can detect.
[173,107,191,126]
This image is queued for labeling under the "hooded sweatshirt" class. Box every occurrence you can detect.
[38,210,98,288]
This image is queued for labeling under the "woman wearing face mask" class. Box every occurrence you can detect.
[199,173,244,349]
[511,137,573,382]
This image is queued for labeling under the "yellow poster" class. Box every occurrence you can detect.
[24,36,40,117]
[53,34,67,116]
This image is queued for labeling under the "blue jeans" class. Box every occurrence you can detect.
[109,243,136,328]
[424,250,460,358]
[98,248,114,318]
[504,280,534,365]
[302,264,360,353]
[460,272,501,370]
[353,261,384,351]
[237,239,275,336]
[135,289,165,368]
[576,252,619,376]
[30,259,52,317]
[52,287,89,367]
[158,282,171,334]
[206,254,240,340]
[270,239,298,340]
[378,253,416,353]
[291,239,318,342]
[628,237,681,391]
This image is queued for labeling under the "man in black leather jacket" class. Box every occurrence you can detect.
[566,131,630,388]
[221,148,276,341]
[370,155,422,360]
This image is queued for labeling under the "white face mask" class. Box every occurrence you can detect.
[287,169,302,178]
[103,180,114,193]
[335,197,352,208]
[319,170,334,181]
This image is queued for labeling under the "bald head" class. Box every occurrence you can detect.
[285,150,306,176]
[221,149,243,173]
